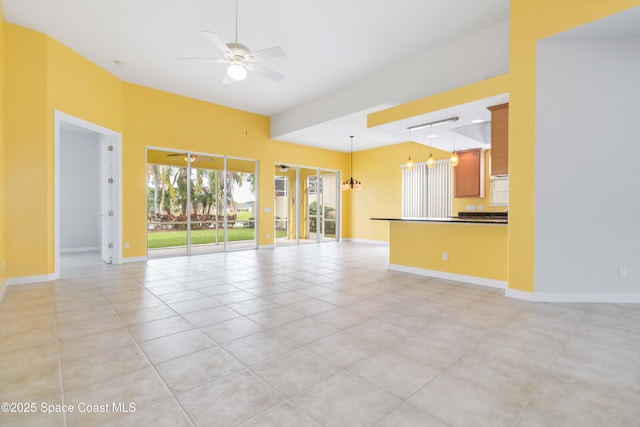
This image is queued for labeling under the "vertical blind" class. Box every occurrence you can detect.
[402,160,452,218]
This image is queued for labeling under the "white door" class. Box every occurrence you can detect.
[100,137,113,264]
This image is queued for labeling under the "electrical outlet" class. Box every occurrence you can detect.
[266,233,270,239]
[618,266,627,278]
[466,205,476,211]
[477,205,484,211]
[124,242,130,249]
[442,252,448,261]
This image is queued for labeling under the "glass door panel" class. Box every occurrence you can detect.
[274,164,296,246]
[146,150,189,258]
[226,158,257,251]
[300,168,319,242]
[321,171,338,241]
[189,155,225,255]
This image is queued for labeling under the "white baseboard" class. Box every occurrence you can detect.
[120,256,148,264]
[506,289,640,303]
[259,245,276,249]
[343,238,389,246]
[388,264,507,289]
[6,273,59,286]
[60,246,100,254]
[504,288,536,301]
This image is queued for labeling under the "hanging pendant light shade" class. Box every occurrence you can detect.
[406,156,414,170]
[426,153,435,168]
[449,152,459,167]
[449,131,458,166]
[342,135,362,190]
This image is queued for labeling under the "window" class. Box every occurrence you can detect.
[491,175,509,206]
[275,176,288,197]
[402,160,452,218]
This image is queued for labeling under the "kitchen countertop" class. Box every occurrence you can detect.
[370,217,508,225]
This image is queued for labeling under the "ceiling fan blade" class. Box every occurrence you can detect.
[202,31,231,55]
[177,57,227,63]
[249,46,285,62]
[245,63,284,82]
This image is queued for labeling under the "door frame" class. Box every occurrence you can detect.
[54,111,123,277]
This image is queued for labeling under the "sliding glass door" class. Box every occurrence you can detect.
[146,149,257,257]
[274,164,339,246]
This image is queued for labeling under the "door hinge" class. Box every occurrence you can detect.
[108,178,114,184]
[108,210,114,216]
[108,243,114,249]
[108,145,114,152]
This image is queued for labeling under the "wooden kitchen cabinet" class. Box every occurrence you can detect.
[487,103,508,176]
[454,149,485,198]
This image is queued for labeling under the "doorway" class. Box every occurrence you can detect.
[146,149,257,257]
[54,111,122,277]
[274,164,339,246]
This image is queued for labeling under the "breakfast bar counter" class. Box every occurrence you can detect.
[372,216,508,288]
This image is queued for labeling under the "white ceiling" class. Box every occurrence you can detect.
[2,0,511,151]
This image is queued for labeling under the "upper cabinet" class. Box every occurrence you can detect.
[454,149,485,198]
[487,103,509,176]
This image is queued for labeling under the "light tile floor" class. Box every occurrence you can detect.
[1,242,640,426]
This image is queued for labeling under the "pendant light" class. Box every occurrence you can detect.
[406,156,414,170]
[426,124,435,168]
[426,153,435,168]
[406,129,414,170]
[450,131,459,167]
[342,135,362,190]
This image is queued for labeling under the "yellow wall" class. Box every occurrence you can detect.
[508,0,640,292]
[452,150,508,214]
[347,142,450,241]
[390,221,507,282]
[2,24,348,278]
[368,75,510,128]
[0,5,6,295]
[4,24,125,279]
[123,83,347,257]
[4,25,50,278]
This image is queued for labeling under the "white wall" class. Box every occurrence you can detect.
[535,38,640,297]
[60,130,101,251]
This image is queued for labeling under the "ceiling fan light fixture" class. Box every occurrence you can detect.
[184,154,200,164]
[227,61,247,81]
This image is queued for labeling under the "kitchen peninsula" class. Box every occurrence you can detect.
[372,215,508,288]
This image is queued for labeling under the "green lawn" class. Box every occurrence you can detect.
[147,228,285,248]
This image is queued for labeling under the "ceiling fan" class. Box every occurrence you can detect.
[166,153,214,165]
[179,0,285,84]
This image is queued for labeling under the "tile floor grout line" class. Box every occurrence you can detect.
[96,279,198,427]
[52,284,69,427]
